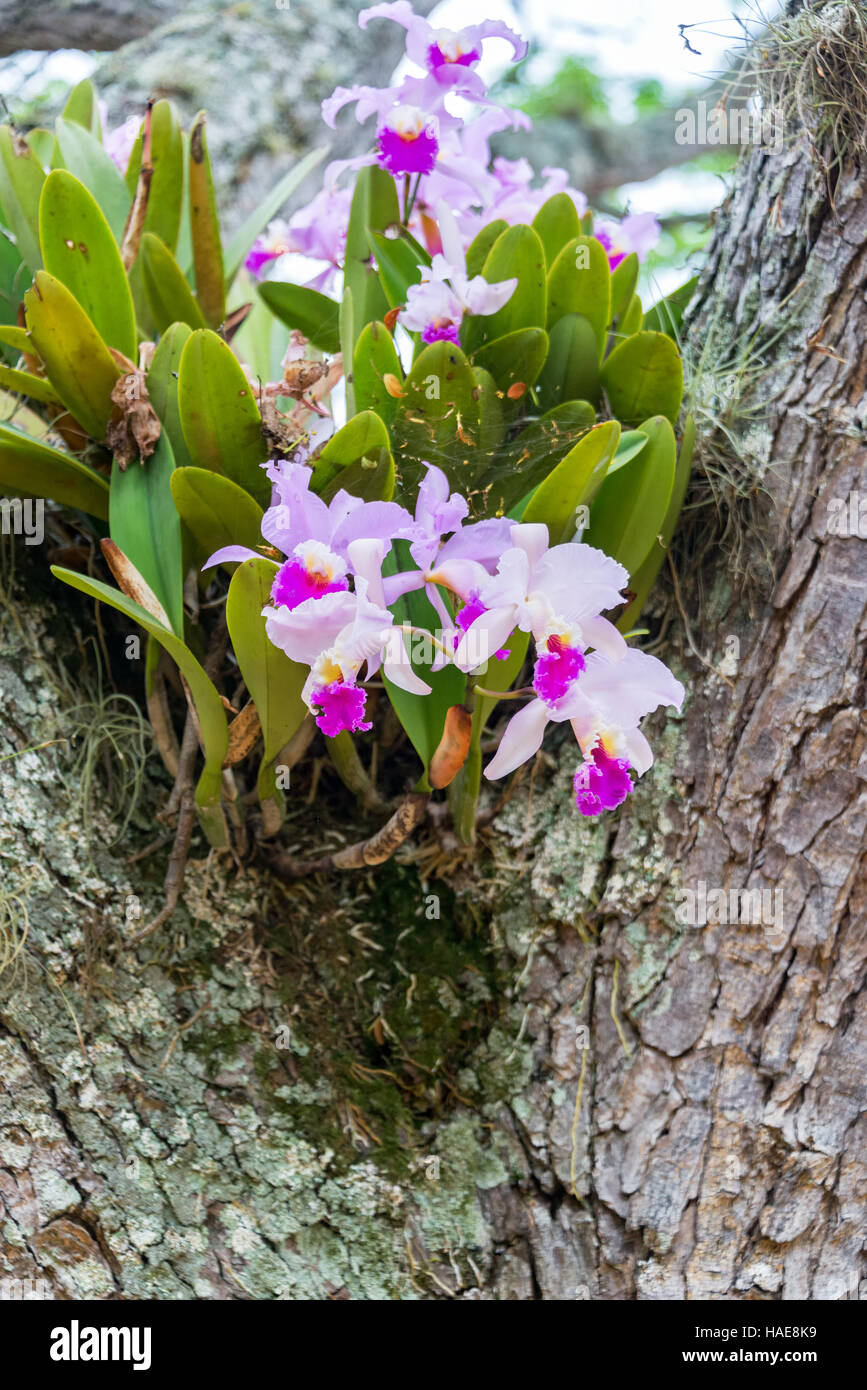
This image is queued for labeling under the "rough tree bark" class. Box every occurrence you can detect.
[0,9,865,1301]
[0,0,178,56]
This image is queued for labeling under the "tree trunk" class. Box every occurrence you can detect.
[1,13,865,1302]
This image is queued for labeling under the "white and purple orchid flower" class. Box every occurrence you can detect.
[204,459,413,610]
[359,3,527,96]
[265,579,429,737]
[401,201,517,343]
[594,211,661,270]
[431,523,629,674]
[484,646,684,815]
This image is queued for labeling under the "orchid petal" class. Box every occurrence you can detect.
[484,698,549,780]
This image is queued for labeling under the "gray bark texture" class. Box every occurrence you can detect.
[0,0,178,56]
[1,8,866,1302]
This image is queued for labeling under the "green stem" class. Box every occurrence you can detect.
[327,731,387,813]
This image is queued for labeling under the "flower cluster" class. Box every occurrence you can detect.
[244,2,660,337]
[205,460,683,817]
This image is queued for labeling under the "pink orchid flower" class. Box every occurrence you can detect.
[359,4,527,100]
[594,211,661,269]
[264,581,429,737]
[483,647,684,817]
[402,200,516,343]
[204,460,414,611]
[436,523,629,674]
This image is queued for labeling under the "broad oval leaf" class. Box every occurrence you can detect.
[312,409,391,493]
[39,169,137,360]
[171,466,264,561]
[465,219,507,279]
[392,338,479,496]
[51,118,131,243]
[524,420,621,545]
[601,330,683,426]
[532,193,581,268]
[536,313,600,411]
[147,322,194,468]
[177,328,269,504]
[547,235,611,351]
[618,415,694,631]
[24,269,120,439]
[587,414,677,577]
[352,319,403,424]
[464,223,546,351]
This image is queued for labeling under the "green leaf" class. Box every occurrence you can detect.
[51,565,228,843]
[369,229,425,308]
[383,543,466,780]
[463,224,546,351]
[223,145,327,286]
[0,362,61,406]
[62,80,102,138]
[392,338,479,495]
[608,429,649,473]
[471,326,548,422]
[344,165,399,345]
[110,432,184,636]
[312,409,391,493]
[140,231,206,334]
[258,280,340,353]
[124,100,184,253]
[524,420,621,544]
[532,193,581,268]
[340,285,355,416]
[472,366,505,461]
[171,466,264,562]
[0,420,109,517]
[601,330,683,426]
[643,277,698,338]
[536,313,600,411]
[618,415,694,630]
[0,325,32,356]
[187,112,225,328]
[51,118,130,243]
[588,414,677,576]
[24,269,120,439]
[546,235,611,351]
[619,293,643,337]
[177,328,268,503]
[0,124,46,271]
[24,129,53,167]
[464,219,507,279]
[610,252,639,319]
[227,557,307,793]
[476,400,597,517]
[352,319,402,423]
[147,322,194,468]
[39,169,137,360]
[320,449,394,503]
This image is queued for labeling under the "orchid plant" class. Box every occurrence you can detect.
[0,5,692,926]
